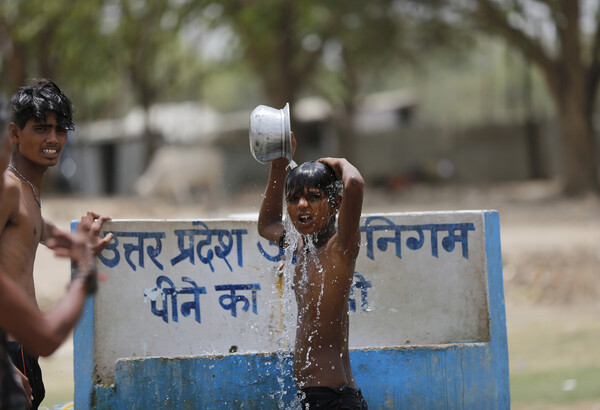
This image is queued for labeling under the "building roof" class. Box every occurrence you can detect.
[75,102,221,145]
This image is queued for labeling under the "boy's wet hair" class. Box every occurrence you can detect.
[0,94,8,133]
[11,79,74,131]
[285,161,342,203]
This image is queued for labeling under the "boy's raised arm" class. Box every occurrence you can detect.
[258,157,288,244]
[318,157,364,249]
[258,133,296,244]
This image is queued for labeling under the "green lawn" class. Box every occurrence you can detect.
[511,366,600,405]
[507,300,600,409]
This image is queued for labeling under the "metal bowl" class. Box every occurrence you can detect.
[249,103,291,163]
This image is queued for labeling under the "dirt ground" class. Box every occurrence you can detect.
[33,179,600,408]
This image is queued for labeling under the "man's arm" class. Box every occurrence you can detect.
[40,218,62,244]
[318,158,364,252]
[0,266,93,357]
[0,230,99,357]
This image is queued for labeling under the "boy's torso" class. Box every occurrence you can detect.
[292,237,357,389]
[0,177,42,303]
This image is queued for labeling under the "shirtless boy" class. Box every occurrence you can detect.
[0,80,112,408]
[258,135,367,409]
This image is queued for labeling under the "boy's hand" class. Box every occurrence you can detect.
[14,365,33,406]
[44,229,92,264]
[291,132,296,156]
[272,132,297,168]
[317,157,343,179]
[45,228,102,294]
[77,211,114,255]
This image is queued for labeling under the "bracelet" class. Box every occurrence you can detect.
[72,263,98,295]
[278,230,286,249]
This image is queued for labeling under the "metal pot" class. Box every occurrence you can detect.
[249,103,292,163]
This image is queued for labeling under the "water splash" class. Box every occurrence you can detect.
[273,215,301,409]
[297,232,326,371]
[274,213,328,409]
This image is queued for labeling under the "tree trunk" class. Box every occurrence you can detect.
[334,106,358,163]
[9,47,27,91]
[556,93,599,195]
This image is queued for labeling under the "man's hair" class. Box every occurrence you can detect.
[0,94,8,133]
[11,79,74,131]
[285,161,342,203]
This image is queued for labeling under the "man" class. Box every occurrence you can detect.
[258,133,368,409]
[0,80,112,408]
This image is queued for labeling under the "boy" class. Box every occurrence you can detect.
[0,92,31,409]
[0,80,113,408]
[258,135,367,409]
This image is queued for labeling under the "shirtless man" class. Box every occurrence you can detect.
[258,135,367,409]
[0,80,113,408]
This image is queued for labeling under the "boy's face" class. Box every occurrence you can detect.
[286,186,337,235]
[10,111,68,168]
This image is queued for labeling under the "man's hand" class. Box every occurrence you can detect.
[77,211,114,255]
[13,362,33,406]
[44,229,93,266]
[45,228,101,294]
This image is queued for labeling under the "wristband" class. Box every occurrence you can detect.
[278,230,286,249]
[72,263,98,295]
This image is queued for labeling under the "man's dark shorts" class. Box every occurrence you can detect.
[300,385,368,409]
[7,342,45,409]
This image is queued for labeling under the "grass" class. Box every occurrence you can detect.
[510,366,600,405]
[506,300,600,409]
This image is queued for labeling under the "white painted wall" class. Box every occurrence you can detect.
[92,211,489,384]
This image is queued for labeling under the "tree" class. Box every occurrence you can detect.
[103,0,201,162]
[202,1,330,106]
[0,0,107,96]
[0,0,205,164]
[200,0,427,161]
[199,1,469,162]
[439,0,600,195]
[315,1,471,162]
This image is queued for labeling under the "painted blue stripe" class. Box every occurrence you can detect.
[72,220,95,410]
[484,210,511,408]
[109,343,507,409]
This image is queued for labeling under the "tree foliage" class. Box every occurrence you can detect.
[0,0,208,161]
[430,0,600,194]
[0,0,108,99]
[200,0,468,160]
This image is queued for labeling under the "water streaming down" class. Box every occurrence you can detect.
[274,214,300,409]
[274,210,327,409]
[298,235,325,374]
